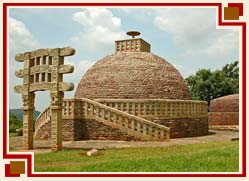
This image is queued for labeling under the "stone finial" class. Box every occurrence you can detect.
[115,31,151,53]
[127,31,141,38]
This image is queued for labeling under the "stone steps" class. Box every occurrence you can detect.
[34,99,170,141]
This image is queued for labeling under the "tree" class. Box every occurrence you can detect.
[185,61,239,104]
[9,114,22,133]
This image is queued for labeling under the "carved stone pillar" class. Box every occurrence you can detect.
[22,92,35,150]
[50,91,64,151]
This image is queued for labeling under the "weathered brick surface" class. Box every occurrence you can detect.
[35,116,209,140]
[75,52,191,100]
[209,94,239,126]
[210,94,239,112]
[35,119,85,141]
[208,112,239,125]
[62,119,85,141]
[154,118,209,138]
[35,119,138,141]
[82,119,138,141]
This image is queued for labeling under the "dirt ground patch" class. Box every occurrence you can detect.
[9,130,239,154]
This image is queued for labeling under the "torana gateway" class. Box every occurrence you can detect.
[16,31,209,151]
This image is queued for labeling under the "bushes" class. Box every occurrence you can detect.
[9,114,22,133]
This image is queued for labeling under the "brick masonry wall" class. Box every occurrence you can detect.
[63,119,85,141]
[35,119,85,141]
[153,117,209,138]
[208,112,239,125]
[82,119,138,141]
[80,117,208,140]
[35,117,209,140]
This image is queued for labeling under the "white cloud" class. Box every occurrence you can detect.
[9,17,39,54]
[153,8,239,57]
[205,31,239,57]
[154,16,169,31]
[64,59,95,87]
[9,17,40,109]
[154,9,215,46]
[9,17,39,79]
[71,8,125,52]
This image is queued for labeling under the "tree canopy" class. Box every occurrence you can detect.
[9,114,22,133]
[185,61,239,104]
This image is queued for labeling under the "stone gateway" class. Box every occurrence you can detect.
[14,47,75,151]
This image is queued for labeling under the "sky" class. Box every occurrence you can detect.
[8,7,239,111]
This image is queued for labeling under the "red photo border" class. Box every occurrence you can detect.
[2,2,246,177]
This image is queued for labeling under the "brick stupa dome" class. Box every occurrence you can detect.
[209,94,239,126]
[210,94,239,112]
[75,33,191,100]
[75,52,191,100]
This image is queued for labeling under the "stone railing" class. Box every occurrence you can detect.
[95,99,207,120]
[62,98,85,119]
[35,98,208,141]
[35,98,170,141]
[34,106,50,137]
[80,98,170,141]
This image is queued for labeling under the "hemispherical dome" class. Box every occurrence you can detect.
[210,94,239,112]
[75,52,191,100]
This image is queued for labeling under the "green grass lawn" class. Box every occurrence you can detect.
[34,141,239,172]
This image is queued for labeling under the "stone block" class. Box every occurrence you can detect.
[86,149,99,157]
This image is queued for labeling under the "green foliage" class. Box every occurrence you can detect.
[34,141,238,172]
[8,109,41,133]
[185,61,239,104]
[9,109,41,121]
[9,114,22,133]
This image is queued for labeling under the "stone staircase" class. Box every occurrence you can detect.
[34,106,51,139]
[34,98,170,141]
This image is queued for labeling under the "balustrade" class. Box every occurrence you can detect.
[35,98,208,141]
[95,99,207,119]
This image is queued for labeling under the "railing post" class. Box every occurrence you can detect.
[120,103,124,111]
[142,124,147,135]
[115,103,118,110]
[112,113,117,123]
[89,104,94,117]
[143,103,147,115]
[149,102,153,116]
[154,128,159,139]
[160,129,165,140]
[106,110,111,121]
[132,103,136,115]
[131,119,135,130]
[165,131,170,140]
[124,102,131,114]
[148,126,152,136]
[154,102,161,117]
[125,118,129,128]
[137,122,141,133]
[84,102,88,119]
[100,108,105,119]
[137,103,141,116]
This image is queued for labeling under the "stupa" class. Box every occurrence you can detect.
[208,94,239,127]
[34,31,208,141]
